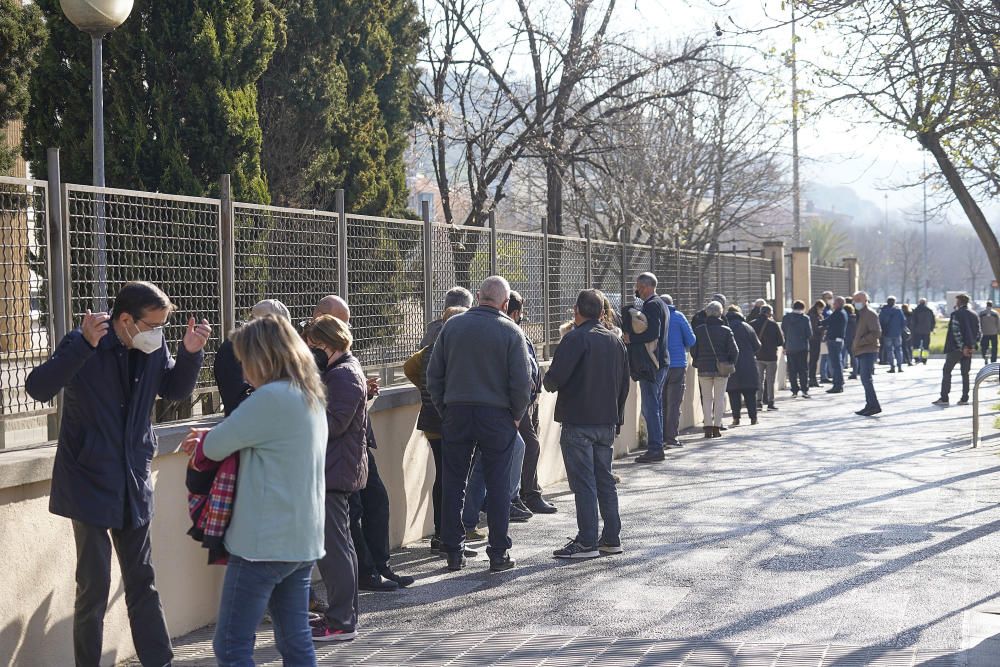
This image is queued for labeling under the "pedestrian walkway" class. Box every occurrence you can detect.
[144,360,1000,666]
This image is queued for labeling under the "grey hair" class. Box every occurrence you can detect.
[444,286,473,309]
[636,272,658,289]
[478,275,511,306]
[705,301,724,318]
[918,298,927,305]
[754,298,766,306]
[712,293,727,306]
[661,293,674,305]
[853,291,869,302]
[251,299,291,323]
[833,296,846,307]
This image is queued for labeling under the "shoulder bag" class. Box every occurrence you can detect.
[701,324,735,377]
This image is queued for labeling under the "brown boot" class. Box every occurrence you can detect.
[712,426,722,438]
[704,426,713,439]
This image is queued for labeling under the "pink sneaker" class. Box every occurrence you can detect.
[312,619,357,642]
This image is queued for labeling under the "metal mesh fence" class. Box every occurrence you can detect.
[234,204,338,326]
[65,185,222,391]
[431,224,490,315]
[591,240,623,310]
[546,235,588,344]
[812,265,852,302]
[0,178,50,421]
[345,215,425,375]
[498,230,545,347]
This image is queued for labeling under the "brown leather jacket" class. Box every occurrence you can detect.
[853,306,882,355]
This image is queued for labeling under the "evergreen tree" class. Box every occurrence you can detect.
[24,0,276,202]
[0,0,44,173]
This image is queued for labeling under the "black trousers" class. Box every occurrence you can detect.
[940,349,972,401]
[787,350,809,394]
[808,339,821,382]
[518,406,543,502]
[72,520,172,667]
[728,389,758,421]
[349,448,391,578]
[982,335,998,363]
[441,405,516,559]
[428,437,443,536]
[317,492,358,632]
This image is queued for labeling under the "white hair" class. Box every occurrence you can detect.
[478,276,511,306]
[251,299,291,323]
[705,301,724,318]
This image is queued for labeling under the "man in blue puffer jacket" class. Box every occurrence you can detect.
[659,294,696,451]
[878,296,907,372]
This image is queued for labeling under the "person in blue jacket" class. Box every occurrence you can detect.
[25,281,211,667]
[878,296,907,372]
[648,294,696,457]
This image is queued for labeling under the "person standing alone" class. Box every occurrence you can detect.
[980,301,999,364]
[934,293,982,406]
[852,291,882,416]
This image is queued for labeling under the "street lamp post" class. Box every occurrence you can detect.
[59,0,133,311]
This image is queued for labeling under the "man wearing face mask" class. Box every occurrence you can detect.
[851,291,883,416]
[26,281,211,667]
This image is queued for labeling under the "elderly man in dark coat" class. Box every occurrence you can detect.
[725,305,762,426]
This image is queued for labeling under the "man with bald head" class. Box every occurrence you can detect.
[427,276,533,573]
[314,295,350,322]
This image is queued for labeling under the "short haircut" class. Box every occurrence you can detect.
[304,314,354,352]
[444,286,473,309]
[886,295,897,305]
[251,299,291,323]
[712,293,727,306]
[833,296,846,307]
[111,281,174,321]
[988,301,995,308]
[754,298,766,306]
[760,305,773,316]
[956,293,970,305]
[636,272,657,289]
[661,293,674,305]
[822,291,833,298]
[442,306,468,322]
[507,290,524,315]
[919,298,927,305]
[728,304,742,315]
[793,300,806,310]
[576,289,603,320]
[478,276,511,306]
[814,300,826,309]
[705,301,724,318]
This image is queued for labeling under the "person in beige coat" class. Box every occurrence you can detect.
[852,291,882,416]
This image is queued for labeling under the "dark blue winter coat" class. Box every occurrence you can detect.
[26,328,204,529]
[878,306,907,338]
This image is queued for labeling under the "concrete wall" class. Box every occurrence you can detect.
[0,365,695,666]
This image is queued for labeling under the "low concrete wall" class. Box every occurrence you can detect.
[0,362,704,666]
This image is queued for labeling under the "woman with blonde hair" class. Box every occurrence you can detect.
[183,314,327,666]
[303,314,371,642]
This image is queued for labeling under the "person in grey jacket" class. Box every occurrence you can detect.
[427,276,533,573]
[781,300,813,398]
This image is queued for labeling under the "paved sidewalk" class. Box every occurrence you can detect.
[147,359,1000,665]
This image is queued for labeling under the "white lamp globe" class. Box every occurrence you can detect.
[59,0,134,35]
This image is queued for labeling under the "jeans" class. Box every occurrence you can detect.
[518,407,544,502]
[316,492,358,632]
[463,432,525,530]
[728,389,757,421]
[820,353,830,382]
[941,349,972,401]
[698,375,728,427]
[72,520,172,667]
[214,556,315,667]
[827,340,844,389]
[428,438,443,536]
[856,352,879,408]
[883,335,903,369]
[559,424,621,548]
[786,350,808,394]
[442,405,517,559]
[349,448,391,578]
[661,367,687,446]
[982,335,998,363]
[756,360,777,405]
[808,338,821,383]
[639,366,669,451]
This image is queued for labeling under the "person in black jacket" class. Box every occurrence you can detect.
[781,301,813,398]
[910,298,936,364]
[807,300,825,387]
[933,293,982,405]
[543,289,630,559]
[692,301,739,438]
[725,306,762,426]
[624,272,670,459]
[214,299,291,416]
[751,305,784,410]
[819,296,849,393]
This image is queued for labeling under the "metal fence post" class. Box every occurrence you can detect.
[422,200,434,327]
[542,217,550,359]
[619,227,628,310]
[650,238,656,274]
[488,210,498,276]
[584,223,593,287]
[219,174,236,338]
[336,189,348,299]
[46,148,68,441]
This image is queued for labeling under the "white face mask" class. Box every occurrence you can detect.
[853,301,865,310]
[128,322,164,354]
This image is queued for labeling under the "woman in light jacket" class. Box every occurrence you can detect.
[183,315,328,667]
[691,301,739,439]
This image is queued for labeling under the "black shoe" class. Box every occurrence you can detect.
[509,502,533,522]
[767,404,777,410]
[750,418,758,425]
[359,573,399,592]
[446,553,466,571]
[524,496,557,514]
[958,397,970,405]
[635,451,665,463]
[888,368,896,373]
[430,535,441,553]
[932,398,949,406]
[801,392,811,399]
[855,407,873,416]
[848,374,858,380]
[826,387,843,394]
[512,498,532,514]
[553,539,599,559]
[718,424,728,431]
[489,554,516,572]
[380,568,415,588]
[809,380,820,388]
[868,405,882,415]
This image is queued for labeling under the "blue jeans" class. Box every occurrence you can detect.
[214,556,316,667]
[820,354,830,381]
[883,336,903,368]
[827,340,844,389]
[462,432,525,530]
[856,352,879,409]
[560,424,621,548]
[639,366,668,454]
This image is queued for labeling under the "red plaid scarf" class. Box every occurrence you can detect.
[186,432,239,565]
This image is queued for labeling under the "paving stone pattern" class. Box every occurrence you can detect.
[145,360,1000,666]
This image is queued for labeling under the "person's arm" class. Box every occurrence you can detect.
[680,314,696,348]
[617,340,631,426]
[725,329,740,363]
[427,331,447,416]
[543,331,584,392]
[158,342,205,401]
[325,369,365,438]
[628,300,662,344]
[25,331,95,403]
[508,331,533,421]
[774,322,785,348]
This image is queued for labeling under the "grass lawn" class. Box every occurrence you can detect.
[929,319,949,354]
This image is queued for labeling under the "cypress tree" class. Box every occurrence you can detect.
[0,0,44,173]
